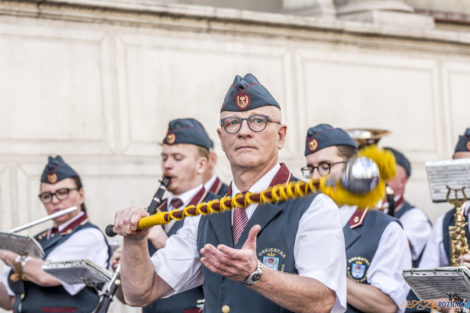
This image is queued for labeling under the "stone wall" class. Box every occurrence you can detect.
[1,1,470,312]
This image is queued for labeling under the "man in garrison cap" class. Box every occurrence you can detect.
[302,124,411,313]
[113,73,347,313]
[420,128,470,269]
[0,156,110,313]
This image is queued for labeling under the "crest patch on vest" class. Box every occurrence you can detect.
[47,173,58,184]
[166,132,176,145]
[308,138,318,152]
[347,256,370,283]
[236,93,250,110]
[467,140,470,151]
[258,248,286,272]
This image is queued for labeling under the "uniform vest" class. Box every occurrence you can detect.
[196,164,315,313]
[343,208,398,313]
[8,219,111,313]
[144,187,218,313]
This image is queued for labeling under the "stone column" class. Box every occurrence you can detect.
[334,0,434,28]
[282,0,336,19]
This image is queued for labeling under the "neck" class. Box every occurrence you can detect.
[231,157,278,192]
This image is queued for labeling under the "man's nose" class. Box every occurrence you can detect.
[238,119,253,137]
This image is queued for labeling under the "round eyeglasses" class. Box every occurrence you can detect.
[300,161,347,179]
[38,188,79,204]
[220,114,281,134]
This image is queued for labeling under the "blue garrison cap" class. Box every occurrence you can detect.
[454,128,470,153]
[305,124,358,156]
[384,147,411,177]
[163,118,212,151]
[221,73,280,112]
[41,156,78,184]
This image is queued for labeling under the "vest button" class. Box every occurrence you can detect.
[21,293,25,299]
[221,305,230,313]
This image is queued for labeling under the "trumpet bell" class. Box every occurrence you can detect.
[346,128,390,148]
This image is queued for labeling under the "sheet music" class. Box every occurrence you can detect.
[0,232,45,258]
[425,159,470,203]
[403,267,470,300]
[42,259,112,286]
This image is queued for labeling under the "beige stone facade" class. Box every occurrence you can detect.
[1,0,470,312]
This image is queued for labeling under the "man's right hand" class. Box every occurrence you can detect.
[113,207,150,240]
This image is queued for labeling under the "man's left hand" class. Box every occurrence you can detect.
[200,224,260,282]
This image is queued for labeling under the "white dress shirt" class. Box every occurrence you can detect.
[203,174,218,193]
[152,164,347,312]
[397,205,432,261]
[2,212,109,296]
[419,201,470,268]
[340,205,411,313]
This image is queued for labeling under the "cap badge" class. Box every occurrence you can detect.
[308,138,319,152]
[166,133,176,145]
[236,93,250,110]
[467,140,470,151]
[47,173,58,184]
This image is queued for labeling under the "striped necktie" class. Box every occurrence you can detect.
[232,207,248,245]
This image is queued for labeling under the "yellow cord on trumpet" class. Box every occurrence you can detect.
[137,145,396,230]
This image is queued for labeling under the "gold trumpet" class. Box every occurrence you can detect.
[345,128,390,149]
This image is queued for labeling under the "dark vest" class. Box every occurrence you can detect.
[196,164,314,313]
[144,188,218,313]
[343,208,398,313]
[8,221,111,313]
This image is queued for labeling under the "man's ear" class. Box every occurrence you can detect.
[277,124,287,150]
[197,156,208,175]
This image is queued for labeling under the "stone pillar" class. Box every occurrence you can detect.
[282,0,336,19]
[334,0,434,28]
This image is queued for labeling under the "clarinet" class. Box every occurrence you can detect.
[96,177,170,313]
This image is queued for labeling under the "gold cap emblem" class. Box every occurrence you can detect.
[308,138,319,152]
[47,173,58,184]
[166,133,176,145]
[236,93,250,110]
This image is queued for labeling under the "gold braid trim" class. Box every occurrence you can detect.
[137,145,395,231]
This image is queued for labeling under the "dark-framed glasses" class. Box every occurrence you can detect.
[301,161,347,179]
[38,188,79,204]
[220,114,281,134]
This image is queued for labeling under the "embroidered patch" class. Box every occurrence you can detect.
[262,256,280,270]
[347,256,370,283]
[166,132,176,144]
[308,138,319,152]
[258,248,286,272]
[47,173,58,184]
[236,93,250,110]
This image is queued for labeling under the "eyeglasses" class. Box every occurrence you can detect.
[220,115,281,134]
[38,188,79,204]
[301,161,347,179]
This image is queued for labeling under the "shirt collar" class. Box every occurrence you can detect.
[231,163,281,196]
[167,184,204,208]
[57,211,85,232]
[203,174,218,192]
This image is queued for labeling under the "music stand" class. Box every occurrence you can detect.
[0,232,45,258]
[42,260,112,288]
[425,159,470,203]
[403,267,470,301]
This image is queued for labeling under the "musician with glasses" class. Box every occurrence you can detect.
[0,155,110,313]
[113,73,347,313]
[303,124,411,313]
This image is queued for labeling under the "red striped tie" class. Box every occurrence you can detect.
[232,207,248,245]
[170,198,183,209]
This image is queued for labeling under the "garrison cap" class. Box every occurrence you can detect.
[163,118,212,151]
[305,124,358,156]
[454,128,470,153]
[41,156,78,184]
[221,73,280,112]
[384,147,411,177]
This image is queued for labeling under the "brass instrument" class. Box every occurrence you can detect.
[345,128,390,149]
[448,186,469,267]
